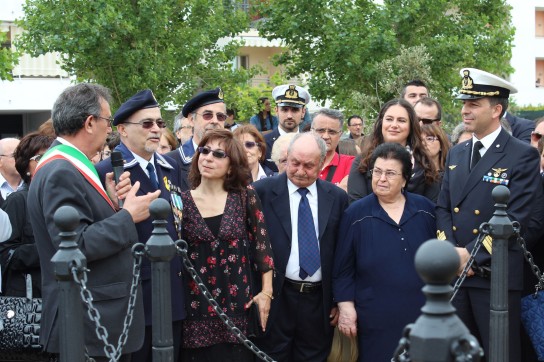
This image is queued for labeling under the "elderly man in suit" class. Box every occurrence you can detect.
[253,132,348,361]
[166,87,226,191]
[263,84,310,173]
[436,68,541,361]
[95,89,186,362]
[28,83,160,361]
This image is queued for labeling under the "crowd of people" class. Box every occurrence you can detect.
[1,67,544,362]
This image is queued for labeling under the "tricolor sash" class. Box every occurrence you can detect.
[35,144,115,210]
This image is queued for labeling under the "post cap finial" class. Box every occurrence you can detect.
[54,205,80,232]
[415,239,459,285]
[492,185,510,205]
[149,198,171,220]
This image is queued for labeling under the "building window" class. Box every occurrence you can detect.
[536,10,544,37]
[537,59,544,88]
[237,55,249,69]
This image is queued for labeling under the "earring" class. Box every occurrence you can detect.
[26,172,31,177]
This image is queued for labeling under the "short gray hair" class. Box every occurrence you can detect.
[52,83,111,136]
[311,108,344,128]
[288,132,327,164]
[271,133,297,163]
[173,111,184,132]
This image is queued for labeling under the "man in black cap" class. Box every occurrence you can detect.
[166,87,226,190]
[436,68,541,361]
[95,89,186,362]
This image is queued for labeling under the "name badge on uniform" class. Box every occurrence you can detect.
[482,168,509,186]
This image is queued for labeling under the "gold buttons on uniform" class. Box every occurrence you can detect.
[474,210,480,215]
[453,226,457,231]
[473,229,478,235]
[454,207,459,213]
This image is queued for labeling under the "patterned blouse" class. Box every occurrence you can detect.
[181,187,274,348]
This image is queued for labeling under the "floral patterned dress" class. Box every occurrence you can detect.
[181,187,274,348]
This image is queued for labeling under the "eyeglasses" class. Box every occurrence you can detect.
[194,111,228,123]
[531,131,543,141]
[92,115,114,127]
[198,146,229,159]
[370,168,401,179]
[243,141,260,149]
[0,153,14,158]
[30,154,44,162]
[419,118,440,125]
[311,128,341,136]
[424,136,439,142]
[124,119,166,129]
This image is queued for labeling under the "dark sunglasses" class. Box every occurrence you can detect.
[531,131,543,141]
[243,141,260,149]
[194,111,228,123]
[419,118,440,125]
[198,146,228,159]
[124,119,166,129]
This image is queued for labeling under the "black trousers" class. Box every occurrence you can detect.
[131,321,183,362]
[256,283,333,362]
[452,287,521,362]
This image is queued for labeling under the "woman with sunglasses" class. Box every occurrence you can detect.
[181,129,274,361]
[420,123,450,177]
[347,98,440,203]
[233,125,274,182]
[0,132,54,302]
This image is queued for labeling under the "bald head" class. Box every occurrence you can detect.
[0,138,22,183]
[286,133,326,188]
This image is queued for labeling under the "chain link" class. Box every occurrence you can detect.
[174,239,276,362]
[391,324,412,362]
[450,230,488,302]
[71,243,144,362]
[514,223,544,294]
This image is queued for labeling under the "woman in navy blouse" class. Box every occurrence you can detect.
[333,143,436,362]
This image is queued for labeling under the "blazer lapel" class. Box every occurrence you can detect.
[316,180,334,242]
[450,141,471,205]
[270,174,292,244]
[458,130,509,202]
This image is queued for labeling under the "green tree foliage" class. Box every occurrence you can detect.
[257,0,514,124]
[0,31,19,81]
[16,0,257,109]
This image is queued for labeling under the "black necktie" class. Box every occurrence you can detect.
[471,141,483,170]
[146,162,159,189]
[297,188,320,279]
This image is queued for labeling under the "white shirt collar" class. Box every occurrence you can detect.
[287,177,317,196]
[131,151,156,175]
[256,164,268,181]
[278,127,300,137]
[473,126,502,154]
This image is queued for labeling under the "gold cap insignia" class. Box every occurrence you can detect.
[437,230,446,240]
[449,165,457,170]
[218,88,224,100]
[284,85,299,100]
[462,70,474,90]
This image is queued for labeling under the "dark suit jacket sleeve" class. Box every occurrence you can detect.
[332,205,356,302]
[39,163,138,263]
[347,155,369,204]
[436,151,455,244]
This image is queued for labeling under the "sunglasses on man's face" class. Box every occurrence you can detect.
[419,118,439,125]
[124,119,166,129]
[198,146,229,159]
[195,111,228,123]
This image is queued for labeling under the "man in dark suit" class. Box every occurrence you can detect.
[28,83,160,361]
[263,84,310,173]
[504,111,534,143]
[95,89,186,362]
[254,132,349,361]
[436,68,541,361]
[166,87,226,191]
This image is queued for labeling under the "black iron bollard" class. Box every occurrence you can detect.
[51,205,86,362]
[484,185,512,362]
[146,198,176,362]
[406,239,482,361]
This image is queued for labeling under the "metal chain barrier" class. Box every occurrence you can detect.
[174,239,276,362]
[514,222,544,293]
[70,244,144,362]
[450,231,487,302]
[391,324,412,362]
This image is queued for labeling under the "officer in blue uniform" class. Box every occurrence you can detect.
[96,89,186,362]
[436,68,541,361]
[166,87,226,191]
